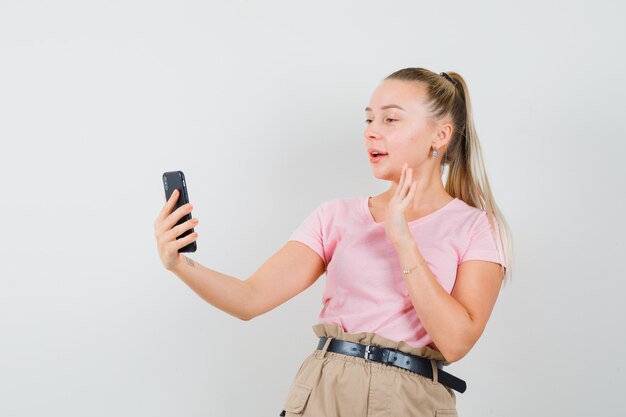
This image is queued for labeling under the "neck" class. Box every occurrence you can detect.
[379,165,450,211]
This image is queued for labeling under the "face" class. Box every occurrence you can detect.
[364,78,447,180]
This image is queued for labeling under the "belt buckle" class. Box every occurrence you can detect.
[363,345,372,360]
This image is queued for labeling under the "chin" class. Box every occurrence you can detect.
[371,169,393,181]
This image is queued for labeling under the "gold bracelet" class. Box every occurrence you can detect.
[402,265,420,275]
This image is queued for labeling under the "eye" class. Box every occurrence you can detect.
[385,118,397,123]
[365,119,372,124]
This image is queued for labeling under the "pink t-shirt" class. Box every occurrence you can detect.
[288,195,507,348]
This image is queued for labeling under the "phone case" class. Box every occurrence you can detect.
[162,170,197,253]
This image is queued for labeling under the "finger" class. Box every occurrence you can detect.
[167,189,180,209]
[174,231,198,250]
[407,181,417,208]
[155,190,178,230]
[395,163,407,197]
[168,217,198,240]
[157,189,179,221]
[400,167,412,198]
[162,203,194,232]
[156,201,192,236]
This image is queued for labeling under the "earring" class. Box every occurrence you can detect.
[432,148,439,157]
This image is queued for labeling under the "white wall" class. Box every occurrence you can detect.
[1,1,624,416]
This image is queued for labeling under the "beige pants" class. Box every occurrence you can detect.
[280,323,458,417]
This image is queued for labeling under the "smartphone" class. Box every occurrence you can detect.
[162,170,197,253]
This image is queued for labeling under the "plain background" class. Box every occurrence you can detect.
[1,1,624,416]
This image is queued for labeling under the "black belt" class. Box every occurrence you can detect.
[316,337,466,393]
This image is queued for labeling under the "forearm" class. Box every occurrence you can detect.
[394,238,473,362]
[170,255,254,321]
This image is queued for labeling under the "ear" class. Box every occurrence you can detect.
[432,121,454,149]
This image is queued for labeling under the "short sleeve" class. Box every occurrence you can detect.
[460,211,506,269]
[288,203,327,267]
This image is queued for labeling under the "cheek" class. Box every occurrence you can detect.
[389,141,428,164]
[387,126,429,156]
[395,124,423,143]
[408,131,433,152]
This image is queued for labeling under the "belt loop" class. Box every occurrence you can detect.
[320,337,333,358]
[430,359,439,384]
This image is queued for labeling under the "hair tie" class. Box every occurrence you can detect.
[439,71,455,85]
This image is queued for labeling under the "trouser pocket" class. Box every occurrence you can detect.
[282,382,313,415]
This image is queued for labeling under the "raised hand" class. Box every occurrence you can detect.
[153,189,199,271]
[384,162,418,247]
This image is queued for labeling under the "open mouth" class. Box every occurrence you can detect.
[369,151,388,162]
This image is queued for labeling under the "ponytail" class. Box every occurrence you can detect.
[385,68,514,286]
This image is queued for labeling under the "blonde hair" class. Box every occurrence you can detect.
[385,67,514,287]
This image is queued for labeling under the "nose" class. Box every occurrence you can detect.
[364,123,381,140]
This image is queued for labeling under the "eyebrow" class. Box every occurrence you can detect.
[364,104,406,112]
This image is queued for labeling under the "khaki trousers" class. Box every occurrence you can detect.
[280,323,458,417]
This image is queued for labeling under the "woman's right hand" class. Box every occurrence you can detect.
[153,189,199,271]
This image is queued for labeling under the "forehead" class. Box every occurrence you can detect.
[366,79,428,112]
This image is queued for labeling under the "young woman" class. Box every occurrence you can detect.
[153,67,513,417]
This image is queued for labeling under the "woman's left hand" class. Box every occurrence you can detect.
[385,162,418,247]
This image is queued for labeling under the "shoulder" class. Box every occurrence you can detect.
[448,198,491,225]
[316,196,363,211]
[310,196,367,224]
[442,198,501,245]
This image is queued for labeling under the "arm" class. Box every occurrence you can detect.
[394,238,503,362]
[170,241,325,321]
[170,255,254,321]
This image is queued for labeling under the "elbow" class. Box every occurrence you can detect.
[236,310,254,321]
[441,348,467,364]
[235,281,257,321]
[237,305,267,321]
[236,305,258,321]
[439,333,477,363]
